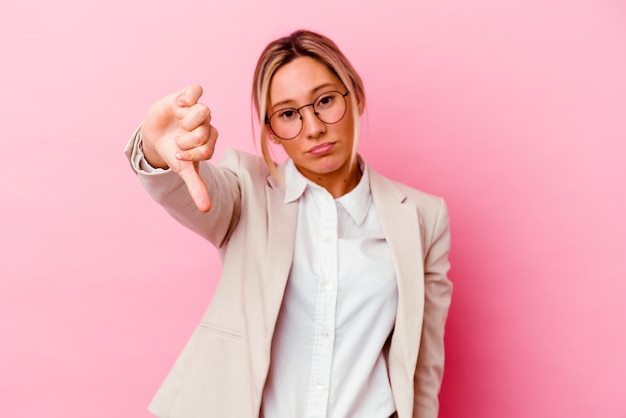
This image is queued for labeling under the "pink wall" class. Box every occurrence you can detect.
[1,0,625,416]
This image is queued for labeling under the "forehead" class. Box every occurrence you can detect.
[269,56,342,106]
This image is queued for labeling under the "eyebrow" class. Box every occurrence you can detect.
[270,82,338,110]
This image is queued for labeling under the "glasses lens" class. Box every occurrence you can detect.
[269,108,301,140]
[314,91,347,124]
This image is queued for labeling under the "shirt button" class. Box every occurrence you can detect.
[321,330,329,338]
[323,236,333,243]
[316,383,325,390]
[325,282,334,290]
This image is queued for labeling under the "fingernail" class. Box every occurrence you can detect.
[175,152,182,160]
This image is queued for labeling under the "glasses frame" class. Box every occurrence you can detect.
[265,91,350,140]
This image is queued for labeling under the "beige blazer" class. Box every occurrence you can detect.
[125,135,452,418]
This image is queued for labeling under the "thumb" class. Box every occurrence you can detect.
[178,163,212,213]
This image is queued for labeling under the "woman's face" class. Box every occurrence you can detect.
[267,56,358,189]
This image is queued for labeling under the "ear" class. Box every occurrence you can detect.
[264,125,281,144]
[355,93,365,115]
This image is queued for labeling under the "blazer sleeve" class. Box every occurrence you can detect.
[413,198,453,418]
[124,127,242,248]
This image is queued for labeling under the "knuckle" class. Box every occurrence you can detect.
[197,146,212,160]
[191,127,208,146]
[197,105,211,121]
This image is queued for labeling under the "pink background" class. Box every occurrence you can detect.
[1,0,625,416]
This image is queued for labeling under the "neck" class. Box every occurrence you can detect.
[305,161,362,199]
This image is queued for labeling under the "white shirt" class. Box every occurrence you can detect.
[261,159,399,418]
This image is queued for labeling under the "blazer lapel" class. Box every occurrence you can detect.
[264,169,299,326]
[370,169,425,417]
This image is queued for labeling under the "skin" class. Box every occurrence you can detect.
[267,56,362,198]
[140,57,362,212]
[141,85,217,212]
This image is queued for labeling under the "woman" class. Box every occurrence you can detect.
[125,29,452,418]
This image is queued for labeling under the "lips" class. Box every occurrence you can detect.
[307,142,335,156]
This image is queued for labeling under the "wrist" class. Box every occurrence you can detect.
[140,130,169,169]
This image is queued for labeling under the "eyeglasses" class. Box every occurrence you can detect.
[265,91,349,140]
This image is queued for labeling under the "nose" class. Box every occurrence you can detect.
[300,105,326,138]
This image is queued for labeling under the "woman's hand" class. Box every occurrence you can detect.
[141,85,218,212]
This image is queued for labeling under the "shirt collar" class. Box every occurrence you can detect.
[283,157,372,226]
[284,159,308,204]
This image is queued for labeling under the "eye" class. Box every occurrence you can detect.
[315,92,337,109]
[277,109,299,121]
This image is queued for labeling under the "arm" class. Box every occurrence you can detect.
[124,85,240,246]
[125,130,241,246]
[413,198,453,417]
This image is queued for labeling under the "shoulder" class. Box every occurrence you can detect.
[212,148,275,185]
[368,166,449,235]
[217,148,267,172]
[369,167,445,209]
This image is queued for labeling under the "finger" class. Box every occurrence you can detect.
[178,103,211,131]
[176,126,218,161]
[178,164,212,213]
[176,124,210,151]
[176,84,204,107]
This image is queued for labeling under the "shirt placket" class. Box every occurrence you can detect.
[306,194,338,418]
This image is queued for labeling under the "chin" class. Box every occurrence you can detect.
[315,162,348,176]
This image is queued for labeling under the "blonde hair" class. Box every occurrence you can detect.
[252,29,366,178]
